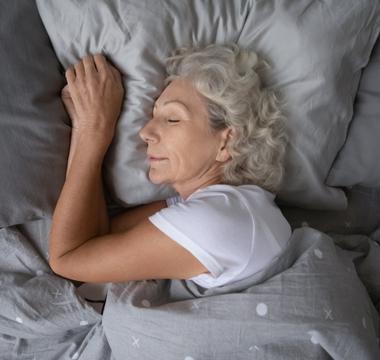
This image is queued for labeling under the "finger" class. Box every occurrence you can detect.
[61,84,71,98]
[82,54,97,76]
[74,60,85,81]
[65,66,81,105]
[61,95,77,118]
[93,54,108,74]
[65,67,76,85]
[109,64,122,82]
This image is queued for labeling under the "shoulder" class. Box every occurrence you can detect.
[157,185,252,223]
[149,185,254,252]
[184,184,271,220]
[147,185,257,282]
[188,183,274,202]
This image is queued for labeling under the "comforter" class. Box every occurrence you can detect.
[1,222,379,359]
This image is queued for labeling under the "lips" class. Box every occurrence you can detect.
[148,154,166,160]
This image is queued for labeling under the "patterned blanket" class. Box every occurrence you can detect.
[0,225,379,359]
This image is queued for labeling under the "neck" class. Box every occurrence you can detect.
[174,176,222,201]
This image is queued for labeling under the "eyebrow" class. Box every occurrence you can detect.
[153,100,191,114]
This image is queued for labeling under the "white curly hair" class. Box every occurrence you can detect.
[164,43,288,194]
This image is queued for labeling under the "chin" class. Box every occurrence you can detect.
[148,172,165,185]
[149,178,162,185]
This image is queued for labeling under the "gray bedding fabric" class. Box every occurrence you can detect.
[2,1,380,358]
[35,0,380,211]
[281,186,380,236]
[326,35,380,189]
[0,0,71,228]
[1,187,380,359]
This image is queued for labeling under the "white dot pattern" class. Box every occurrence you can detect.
[71,352,79,360]
[314,249,323,259]
[310,335,319,344]
[80,320,88,326]
[256,303,268,316]
[15,317,23,324]
[308,331,321,345]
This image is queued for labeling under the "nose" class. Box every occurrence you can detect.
[138,119,158,143]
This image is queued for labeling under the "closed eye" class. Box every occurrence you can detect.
[167,119,180,123]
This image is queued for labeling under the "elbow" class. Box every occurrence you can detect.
[49,259,72,281]
[49,255,79,282]
[49,257,64,276]
[49,259,58,274]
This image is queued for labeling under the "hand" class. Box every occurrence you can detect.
[61,84,79,129]
[63,54,124,140]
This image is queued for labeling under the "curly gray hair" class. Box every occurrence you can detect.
[164,43,288,194]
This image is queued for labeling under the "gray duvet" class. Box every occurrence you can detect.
[1,223,379,359]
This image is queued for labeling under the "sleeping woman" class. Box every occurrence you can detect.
[50,43,292,288]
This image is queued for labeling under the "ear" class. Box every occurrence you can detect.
[216,127,234,162]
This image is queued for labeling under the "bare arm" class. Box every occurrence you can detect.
[49,53,124,265]
[49,132,111,263]
[110,200,167,234]
[66,129,166,237]
[66,129,109,237]
[66,128,166,238]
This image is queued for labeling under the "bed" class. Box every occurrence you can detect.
[0,0,379,359]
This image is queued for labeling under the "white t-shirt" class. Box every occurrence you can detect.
[148,184,292,288]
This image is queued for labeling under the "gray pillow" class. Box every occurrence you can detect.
[0,0,70,227]
[36,0,380,210]
[326,35,380,189]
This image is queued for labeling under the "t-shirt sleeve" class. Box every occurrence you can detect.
[148,192,253,280]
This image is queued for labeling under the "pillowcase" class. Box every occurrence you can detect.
[0,0,70,227]
[326,35,380,189]
[36,0,380,210]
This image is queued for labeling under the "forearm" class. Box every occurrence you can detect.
[66,131,78,179]
[50,132,110,261]
[66,130,109,236]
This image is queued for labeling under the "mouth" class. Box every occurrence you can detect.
[148,156,167,162]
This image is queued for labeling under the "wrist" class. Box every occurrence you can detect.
[73,128,114,151]
[66,136,106,179]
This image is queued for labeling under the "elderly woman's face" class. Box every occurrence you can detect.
[139,77,230,191]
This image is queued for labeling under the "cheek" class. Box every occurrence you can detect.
[164,128,216,167]
[179,139,216,170]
